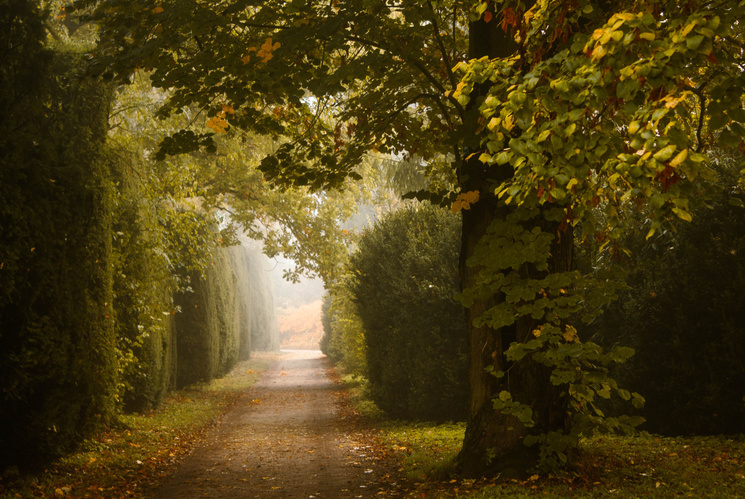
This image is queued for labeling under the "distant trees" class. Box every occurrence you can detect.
[323,205,469,421]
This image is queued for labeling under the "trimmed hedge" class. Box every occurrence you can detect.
[0,3,117,467]
[175,243,277,387]
[594,193,745,435]
[111,162,178,412]
[244,244,280,351]
[350,204,468,421]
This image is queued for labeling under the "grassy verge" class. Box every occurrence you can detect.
[0,353,277,499]
[340,374,745,498]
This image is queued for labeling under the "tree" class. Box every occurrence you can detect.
[76,0,745,475]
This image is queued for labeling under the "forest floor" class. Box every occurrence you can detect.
[144,350,404,498]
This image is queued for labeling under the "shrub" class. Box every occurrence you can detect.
[0,4,117,467]
[350,204,468,421]
[594,193,745,435]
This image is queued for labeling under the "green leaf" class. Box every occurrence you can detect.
[686,34,705,50]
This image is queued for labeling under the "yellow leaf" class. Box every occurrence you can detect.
[672,207,693,222]
[151,6,164,13]
[503,114,515,131]
[206,115,229,133]
[680,20,698,37]
[669,149,688,168]
[591,44,607,61]
[563,325,580,343]
[451,190,480,213]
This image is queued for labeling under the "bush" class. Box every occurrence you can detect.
[321,280,367,374]
[174,246,245,388]
[0,4,117,467]
[111,163,179,412]
[594,194,745,435]
[350,204,468,421]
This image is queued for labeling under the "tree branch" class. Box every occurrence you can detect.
[426,0,458,91]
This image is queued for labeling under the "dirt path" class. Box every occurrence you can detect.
[146,351,403,498]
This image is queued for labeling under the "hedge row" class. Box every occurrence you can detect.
[0,3,117,466]
[0,3,279,468]
[593,189,745,436]
[323,205,469,421]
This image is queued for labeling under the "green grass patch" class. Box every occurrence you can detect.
[0,354,277,498]
[381,421,466,483]
[339,372,466,482]
[442,434,745,498]
[338,373,745,498]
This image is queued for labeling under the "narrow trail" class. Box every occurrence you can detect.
[146,350,403,498]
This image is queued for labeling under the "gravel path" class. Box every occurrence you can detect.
[146,351,402,498]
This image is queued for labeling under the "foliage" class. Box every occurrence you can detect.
[104,69,363,286]
[76,0,745,474]
[452,0,745,470]
[175,246,241,388]
[592,182,745,436]
[0,1,118,468]
[320,279,368,375]
[109,159,180,412]
[350,204,468,421]
[236,242,281,352]
[319,295,335,359]
[73,0,466,191]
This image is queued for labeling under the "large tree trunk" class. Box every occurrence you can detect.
[457,206,573,477]
[456,6,572,478]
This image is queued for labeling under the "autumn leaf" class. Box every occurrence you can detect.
[451,190,480,213]
[206,115,229,133]
[563,325,579,343]
[257,38,281,63]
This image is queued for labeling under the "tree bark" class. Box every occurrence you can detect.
[456,5,572,478]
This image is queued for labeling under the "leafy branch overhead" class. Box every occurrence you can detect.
[455,4,744,242]
[76,0,468,190]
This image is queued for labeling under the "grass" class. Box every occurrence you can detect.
[0,353,277,499]
[447,435,745,498]
[340,373,745,498]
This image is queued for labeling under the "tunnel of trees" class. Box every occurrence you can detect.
[2,0,744,477]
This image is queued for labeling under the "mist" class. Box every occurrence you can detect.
[228,238,281,353]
